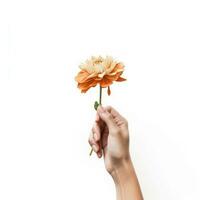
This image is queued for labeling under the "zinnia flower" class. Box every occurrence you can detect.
[75,56,126,95]
[75,56,127,156]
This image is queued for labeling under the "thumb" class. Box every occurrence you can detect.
[97,106,117,131]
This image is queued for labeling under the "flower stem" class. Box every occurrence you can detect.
[99,85,102,105]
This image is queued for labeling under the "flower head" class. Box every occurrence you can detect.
[75,56,126,94]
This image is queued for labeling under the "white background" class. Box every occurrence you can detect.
[0,0,200,199]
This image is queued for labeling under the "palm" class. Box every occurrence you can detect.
[99,119,128,173]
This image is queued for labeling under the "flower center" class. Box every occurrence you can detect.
[94,60,102,64]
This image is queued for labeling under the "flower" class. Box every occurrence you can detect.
[75,56,126,94]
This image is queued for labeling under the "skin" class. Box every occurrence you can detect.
[88,106,143,200]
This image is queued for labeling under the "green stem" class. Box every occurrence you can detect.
[99,85,102,105]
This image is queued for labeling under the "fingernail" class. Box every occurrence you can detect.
[97,152,102,158]
[92,145,98,152]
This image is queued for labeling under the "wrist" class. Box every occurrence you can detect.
[111,156,144,200]
[110,156,135,185]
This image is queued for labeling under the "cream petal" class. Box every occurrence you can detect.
[98,71,106,78]
[78,56,124,77]
[109,72,118,76]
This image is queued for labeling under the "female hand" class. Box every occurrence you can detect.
[88,106,130,174]
[88,106,143,200]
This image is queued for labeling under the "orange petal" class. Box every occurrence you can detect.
[111,63,124,73]
[78,79,98,93]
[104,72,123,81]
[116,76,126,82]
[75,70,90,83]
[107,86,111,96]
[100,77,113,87]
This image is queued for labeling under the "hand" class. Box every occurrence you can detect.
[88,106,131,174]
[88,106,143,200]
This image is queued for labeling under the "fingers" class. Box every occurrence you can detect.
[88,131,99,153]
[88,122,103,158]
[97,106,118,132]
[89,105,125,158]
[92,122,101,141]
